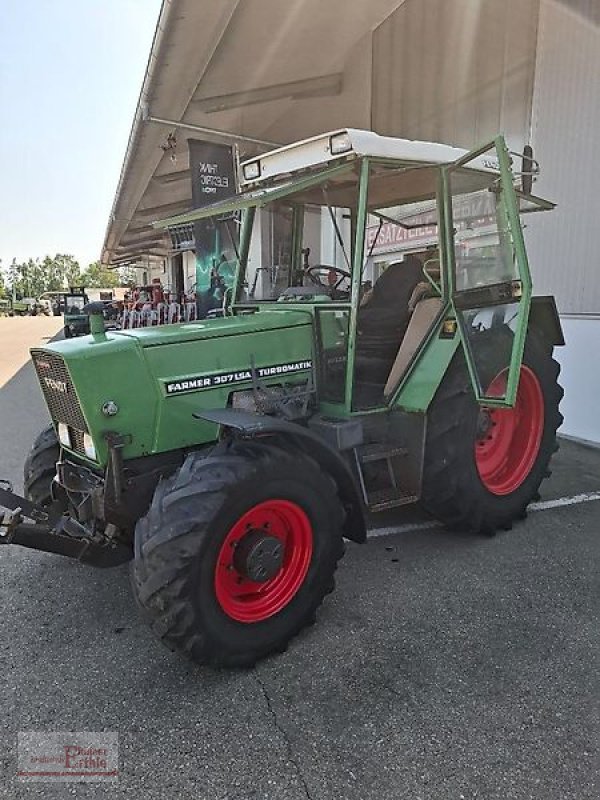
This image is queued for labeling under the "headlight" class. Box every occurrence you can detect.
[83,433,97,461]
[243,161,261,181]
[329,132,352,155]
[57,423,71,448]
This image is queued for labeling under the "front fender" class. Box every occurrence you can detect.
[195,409,367,543]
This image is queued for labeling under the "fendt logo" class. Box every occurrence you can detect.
[43,377,68,394]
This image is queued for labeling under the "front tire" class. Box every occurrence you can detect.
[421,328,563,534]
[24,424,63,508]
[131,443,345,667]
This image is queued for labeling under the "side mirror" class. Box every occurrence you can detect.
[522,145,534,195]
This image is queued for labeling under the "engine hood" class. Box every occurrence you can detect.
[115,309,312,346]
[30,307,315,467]
[41,308,313,358]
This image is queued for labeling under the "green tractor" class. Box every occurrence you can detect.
[0,130,563,667]
[6,297,36,316]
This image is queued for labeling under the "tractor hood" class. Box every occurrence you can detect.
[115,309,312,346]
[30,308,315,468]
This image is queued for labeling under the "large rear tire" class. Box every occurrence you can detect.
[131,443,345,667]
[24,424,62,508]
[421,328,563,534]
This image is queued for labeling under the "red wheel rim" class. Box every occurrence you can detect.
[475,366,545,496]
[214,499,313,623]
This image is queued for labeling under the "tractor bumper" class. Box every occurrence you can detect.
[0,484,130,567]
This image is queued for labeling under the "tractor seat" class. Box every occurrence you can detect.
[383,296,444,396]
[354,255,425,381]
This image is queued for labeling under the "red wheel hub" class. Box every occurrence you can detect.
[214,499,313,623]
[475,366,545,496]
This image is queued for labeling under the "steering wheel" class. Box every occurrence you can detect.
[305,265,351,298]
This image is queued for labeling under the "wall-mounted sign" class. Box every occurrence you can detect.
[187,140,239,315]
[188,140,237,208]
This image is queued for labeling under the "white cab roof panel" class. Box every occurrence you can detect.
[239,128,499,187]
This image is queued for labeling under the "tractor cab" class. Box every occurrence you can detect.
[157,129,555,413]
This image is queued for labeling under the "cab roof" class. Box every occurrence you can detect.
[154,128,553,229]
[238,128,500,188]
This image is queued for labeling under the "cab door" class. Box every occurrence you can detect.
[443,137,531,407]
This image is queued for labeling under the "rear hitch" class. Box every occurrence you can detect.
[0,484,131,568]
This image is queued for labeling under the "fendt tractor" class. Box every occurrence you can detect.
[0,130,563,667]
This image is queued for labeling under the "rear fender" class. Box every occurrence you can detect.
[529,296,565,346]
[195,409,367,543]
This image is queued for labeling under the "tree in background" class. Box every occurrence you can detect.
[43,254,82,290]
[3,254,135,298]
[5,254,82,298]
[7,257,48,298]
[118,266,137,288]
[80,261,137,289]
[6,260,20,296]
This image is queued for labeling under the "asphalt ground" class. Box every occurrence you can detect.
[0,318,599,799]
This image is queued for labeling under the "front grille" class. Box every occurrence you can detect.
[31,350,88,456]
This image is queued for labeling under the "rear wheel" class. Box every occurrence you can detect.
[474,365,545,495]
[421,328,563,534]
[131,443,345,667]
[24,424,63,508]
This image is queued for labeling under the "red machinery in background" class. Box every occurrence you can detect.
[120,279,198,328]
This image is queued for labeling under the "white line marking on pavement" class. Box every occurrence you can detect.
[369,521,442,538]
[367,491,600,539]
[528,491,600,511]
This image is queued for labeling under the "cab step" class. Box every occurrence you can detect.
[353,442,418,512]
[358,443,409,463]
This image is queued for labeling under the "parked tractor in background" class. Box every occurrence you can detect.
[0,129,563,668]
[2,297,47,316]
[62,287,90,337]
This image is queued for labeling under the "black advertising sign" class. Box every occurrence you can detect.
[188,139,236,208]
[187,140,239,314]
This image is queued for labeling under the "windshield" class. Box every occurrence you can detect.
[237,166,358,303]
[65,296,85,313]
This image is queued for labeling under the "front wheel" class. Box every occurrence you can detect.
[421,328,563,534]
[24,424,64,508]
[131,443,345,667]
